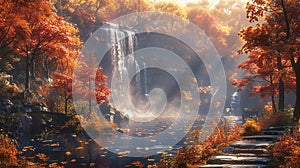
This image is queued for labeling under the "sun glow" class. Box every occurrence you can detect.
[153,0,220,7]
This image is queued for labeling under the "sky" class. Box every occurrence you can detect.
[153,0,220,6]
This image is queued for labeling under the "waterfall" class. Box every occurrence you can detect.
[230,91,241,115]
[143,62,148,95]
[102,23,147,118]
[107,24,140,82]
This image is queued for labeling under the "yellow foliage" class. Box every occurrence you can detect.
[154,1,186,18]
[0,134,64,168]
[154,125,241,167]
[273,127,300,167]
[0,135,19,167]
[35,153,48,162]
[241,118,261,136]
[0,73,21,99]
[259,102,293,127]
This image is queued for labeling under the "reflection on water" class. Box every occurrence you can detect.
[19,116,205,167]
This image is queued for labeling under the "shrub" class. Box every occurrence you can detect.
[241,118,261,136]
[0,134,19,167]
[0,73,21,99]
[154,125,241,168]
[0,134,64,168]
[259,102,293,127]
[61,115,83,134]
[272,127,300,167]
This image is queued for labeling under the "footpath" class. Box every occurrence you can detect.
[200,126,292,168]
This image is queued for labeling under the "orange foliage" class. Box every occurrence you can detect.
[0,0,81,92]
[95,67,111,104]
[241,118,261,136]
[52,53,110,114]
[0,76,21,99]
[272,127,300,167]
[0,0,31,49]
[237,0,300,122]
[0,135,19,167]
[52,72,73,95]
[72,58,111,103]
[154,125,241,168]
[258,102,293,127]
[154,2,186,18]
[0,134,64,168]
[233,49,294,97]
[127,161,144,168]
[187,7,228,52]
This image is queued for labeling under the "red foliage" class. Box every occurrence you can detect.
[52,72,73,95]
[95,68,110,104]
[154,125,241,168]
[273,127,300,167]
[233,49,294,98]
[236,0,300,122]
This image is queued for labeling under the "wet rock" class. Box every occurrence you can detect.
[207,156,271,165]
[242,135,281,141]
[200,164,269,168]
[230,141,274,149]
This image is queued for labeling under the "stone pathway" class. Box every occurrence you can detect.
[200,126,292,168]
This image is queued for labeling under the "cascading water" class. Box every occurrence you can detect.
[230,91,241,115]
[102,23,150,120]
[143,62,148,94]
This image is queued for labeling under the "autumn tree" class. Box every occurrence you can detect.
[52,71,73,114]
[53,0,153,40]
[96,0,153,20]
[183,1,252,107]
[52,0,100,40]
[0,0,30,52]
[53,54,110,114]
[187,7,228,49]
[232,49,295,113]
[212,0,251,57]
[5,0,81,91]
[76,55,111,112]
[0,0,30,71]
[154,1,186,18]
[237,0,300,123]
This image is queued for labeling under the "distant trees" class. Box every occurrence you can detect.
[3,0,299,122]
[52,0,153,40]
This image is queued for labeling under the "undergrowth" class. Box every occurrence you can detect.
[153,125,241,168]
[272,127,300,167]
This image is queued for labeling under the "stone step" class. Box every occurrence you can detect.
[230,141,274,149]
[222,147,270,156]
[243,135,280,141]
[227,148,269,155]
[261,130,286,135]
[200,164,269,168]
[263,126,294,131]
[207,156,271,165]
[225,153,271,157]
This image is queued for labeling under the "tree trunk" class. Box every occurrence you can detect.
[277,56,285,112]
[278,0,288,112]
[293,70,300,124]
[270,75,277,113]
[64,91,68,114]
[30,55,36,80]
[44,56,49,81]
[278,78,285,111]
[25,54,30,90]
[271,95,277,114]
[88,78,92,117]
